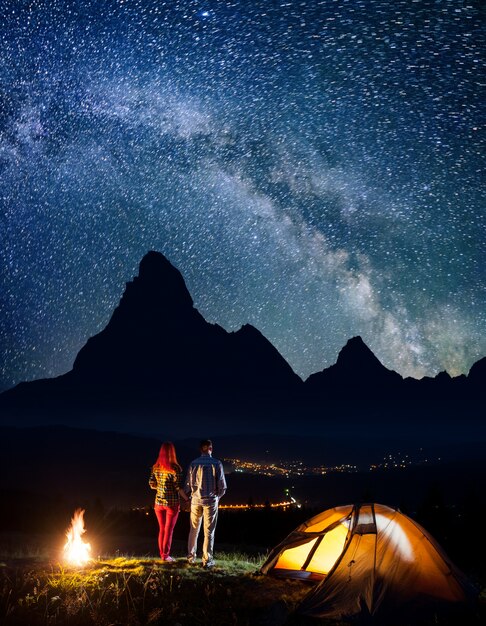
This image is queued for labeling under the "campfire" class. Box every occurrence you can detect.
[63,508,92,566]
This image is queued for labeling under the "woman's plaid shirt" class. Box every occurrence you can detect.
[149,465,182,507]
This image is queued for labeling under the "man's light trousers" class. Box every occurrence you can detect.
[187,499,219,564]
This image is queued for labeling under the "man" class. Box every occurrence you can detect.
[184,439,227,568]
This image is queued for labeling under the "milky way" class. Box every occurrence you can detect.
[1,0,484,390]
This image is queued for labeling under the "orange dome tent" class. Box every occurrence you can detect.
[261,503,476,622]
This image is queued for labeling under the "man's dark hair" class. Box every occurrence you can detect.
[200,439,213,450]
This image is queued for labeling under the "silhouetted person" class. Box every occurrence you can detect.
[149,441,188,561]
[184,439,227,568]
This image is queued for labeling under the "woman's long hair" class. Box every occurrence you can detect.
[153,441,181,473]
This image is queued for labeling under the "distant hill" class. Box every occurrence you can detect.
[0,251,484,440]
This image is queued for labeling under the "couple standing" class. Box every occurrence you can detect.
[149,439,227,568]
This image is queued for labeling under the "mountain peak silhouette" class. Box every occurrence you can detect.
[137,251,194,308]
[335,336,393,374]
[468,356,486,383]
[68,250,301,397]
[304,335,402,395]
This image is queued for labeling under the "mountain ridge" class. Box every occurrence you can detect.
[0,251,483,437]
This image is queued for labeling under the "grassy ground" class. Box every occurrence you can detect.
[0,552,484,626]
[0,530,484,626]
[0,553,314,626]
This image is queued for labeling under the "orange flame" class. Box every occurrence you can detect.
[63,508,91,566]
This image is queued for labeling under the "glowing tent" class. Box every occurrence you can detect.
[261,503,475,621]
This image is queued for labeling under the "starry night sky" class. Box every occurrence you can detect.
[0,0,484,392]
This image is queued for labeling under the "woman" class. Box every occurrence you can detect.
[149,441,187,561]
